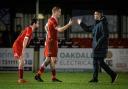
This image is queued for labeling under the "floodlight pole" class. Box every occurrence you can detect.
[33,0,40,72]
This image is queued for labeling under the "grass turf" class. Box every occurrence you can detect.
[0,72,127,89]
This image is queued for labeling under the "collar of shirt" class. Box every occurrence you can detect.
[51,15,58,24]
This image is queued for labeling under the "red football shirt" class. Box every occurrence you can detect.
[44,16,58,57]
[12,26,33,59]
[46,16,58,41]
[14,26,33,47]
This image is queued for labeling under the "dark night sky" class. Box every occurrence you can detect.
[0,0,128,15]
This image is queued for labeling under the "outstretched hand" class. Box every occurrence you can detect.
[70,17,82,25]
[77,18,82,25]
[68,19,72,26]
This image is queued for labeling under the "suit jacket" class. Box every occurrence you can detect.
[80,16,109,58]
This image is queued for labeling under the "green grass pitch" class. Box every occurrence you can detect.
[0,71,127,89]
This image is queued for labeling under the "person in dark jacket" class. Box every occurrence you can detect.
[77,10,117,83]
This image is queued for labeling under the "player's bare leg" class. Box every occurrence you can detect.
[35,57,50,82]
[50,57,62,82]
[17,55,27,83]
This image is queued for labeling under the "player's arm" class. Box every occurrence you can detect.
[22,28,31,55]
[44,23,48,32]
[56,19,72,32]
[22,37,29,54]
[77,19,93,32]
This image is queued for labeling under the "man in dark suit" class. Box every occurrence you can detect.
[77,10,117,83]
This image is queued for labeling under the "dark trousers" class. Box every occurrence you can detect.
[93,57,115,80]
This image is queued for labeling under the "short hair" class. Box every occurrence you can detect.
[52,6,61,13]
[94,9,103,16]
[31,18,38,25]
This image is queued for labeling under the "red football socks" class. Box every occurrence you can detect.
[37,65,45,76]
[52,69,56,80]
[18,69,23,79]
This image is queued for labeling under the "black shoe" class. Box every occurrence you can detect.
[111,73,118,83]
[52,78,62,82]
[35,75,43,82]
[89,79,98,83]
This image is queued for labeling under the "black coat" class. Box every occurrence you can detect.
[80,16,109,58]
